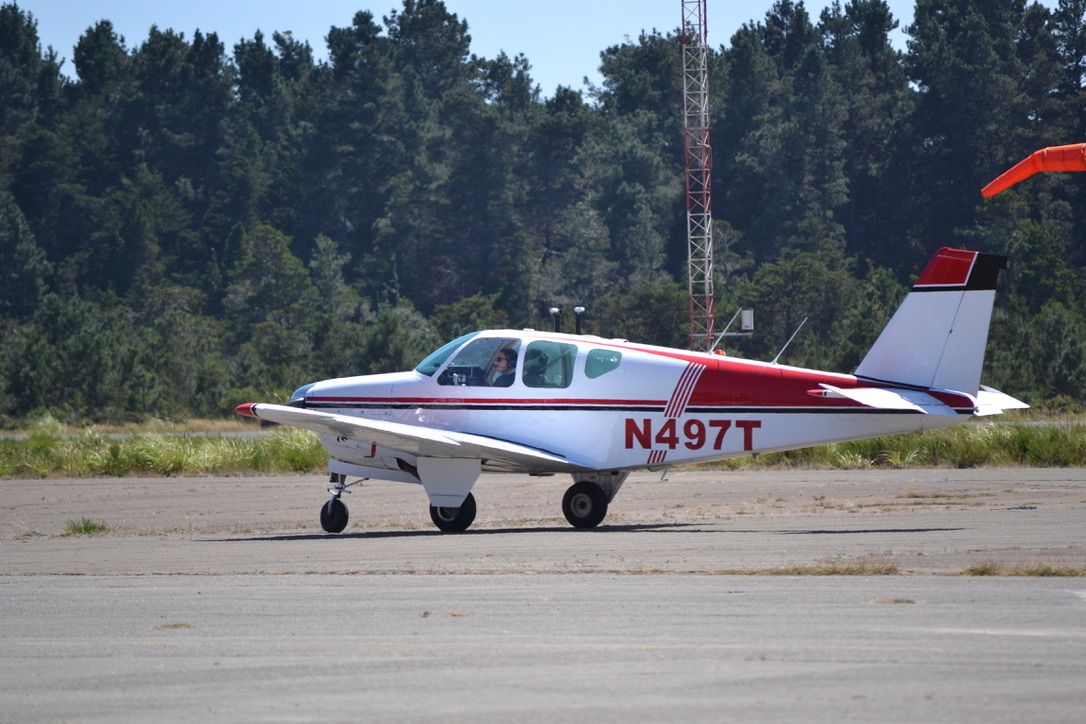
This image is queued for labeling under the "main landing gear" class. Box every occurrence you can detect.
[429,492,477,533]
[562,481,608,528]
[561,471,629,529]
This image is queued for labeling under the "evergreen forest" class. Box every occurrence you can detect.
[1,0,1084,423]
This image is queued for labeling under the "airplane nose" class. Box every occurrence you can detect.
[235,403,257,417]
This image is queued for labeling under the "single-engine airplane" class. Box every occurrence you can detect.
[237,246,1028,533]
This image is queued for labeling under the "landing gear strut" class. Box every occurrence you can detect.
[320,473,363,534]
[429,492,477,533]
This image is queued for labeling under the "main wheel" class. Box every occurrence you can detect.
[562,481,608,528]
[320,497,349,533]
[429,492,477,533]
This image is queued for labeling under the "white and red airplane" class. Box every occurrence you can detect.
[237,246,1027,533]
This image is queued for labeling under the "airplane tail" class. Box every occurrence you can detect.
[854,247,1013,400]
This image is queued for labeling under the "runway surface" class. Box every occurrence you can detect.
[2,468,1085,721]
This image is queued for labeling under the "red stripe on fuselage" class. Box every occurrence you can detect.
[306,396,668,406]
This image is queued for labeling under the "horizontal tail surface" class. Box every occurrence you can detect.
[854,247,1006,396]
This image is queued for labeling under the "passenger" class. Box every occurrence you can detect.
[523,349,548,387]
[488,349,517,387]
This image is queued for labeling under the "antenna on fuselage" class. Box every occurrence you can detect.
[770,316,807,366]
[574,306,585,335]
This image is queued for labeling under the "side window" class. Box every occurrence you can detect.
[585,349,622,379]
[438,338,520,387]
[523,341,577,389]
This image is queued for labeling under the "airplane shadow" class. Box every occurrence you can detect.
[776,527,964,535]
[206,523,965,543]
[208,521,697,543]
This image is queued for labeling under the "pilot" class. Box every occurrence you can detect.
[488,349,517,387]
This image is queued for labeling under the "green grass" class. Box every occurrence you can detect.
[0,427,325,478]
[703,421,1086,470]
[0,420,1083,478]
[64,518,111,536]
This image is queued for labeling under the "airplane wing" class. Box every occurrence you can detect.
[235,403,593,471]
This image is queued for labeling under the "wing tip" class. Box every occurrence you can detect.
[235,402,258,418]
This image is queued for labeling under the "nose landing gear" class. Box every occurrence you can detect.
[320,497,349,533]
[320,473,363,533]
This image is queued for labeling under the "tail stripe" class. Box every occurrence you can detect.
[914,247,1005,291]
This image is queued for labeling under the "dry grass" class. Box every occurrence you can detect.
[708,562,901,576]
[960,563,1086,577]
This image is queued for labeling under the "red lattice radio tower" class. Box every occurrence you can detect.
[680,0,714,351]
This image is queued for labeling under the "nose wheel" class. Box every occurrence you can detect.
[320,497,349,533]
[320,473,363,533]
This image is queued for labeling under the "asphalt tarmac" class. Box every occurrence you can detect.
[2,468,1085,721]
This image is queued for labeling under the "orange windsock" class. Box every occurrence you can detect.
[981,143,1086,197]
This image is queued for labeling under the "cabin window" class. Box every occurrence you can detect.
[438,337,520,387]
[585,349,621,379]
[523,341,577,388]
[415,332,478,377]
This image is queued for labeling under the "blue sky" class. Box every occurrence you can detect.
[13,1,1043,96]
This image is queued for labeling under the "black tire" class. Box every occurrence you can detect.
[562,481,608,528]
[429,492,477,533]
[320,498,349,533]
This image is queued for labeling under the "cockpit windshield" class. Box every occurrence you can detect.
[414,332,479,376]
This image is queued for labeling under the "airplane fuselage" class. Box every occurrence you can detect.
[296,330,971,476]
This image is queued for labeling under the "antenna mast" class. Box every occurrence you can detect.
[680,0,714,352]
